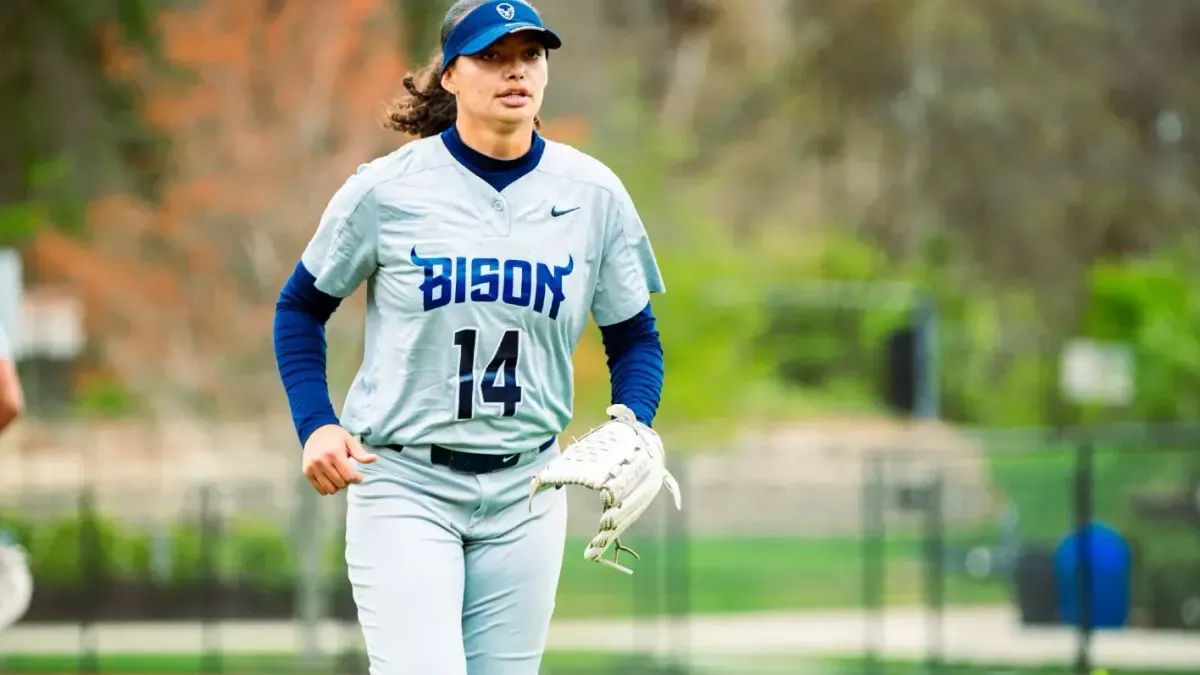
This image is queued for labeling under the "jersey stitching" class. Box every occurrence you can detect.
[596,222,651,327]
[531,166,619,202]
[362,160,461,194]
[333,148,461,263]
[332,146,458,434]
[356,137,461,201]
[529,141,626,198]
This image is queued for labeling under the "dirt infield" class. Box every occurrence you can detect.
[1,606,1198,671]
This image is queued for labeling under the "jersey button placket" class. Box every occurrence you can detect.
[490,196,512,236]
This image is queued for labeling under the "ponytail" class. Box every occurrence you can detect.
[385,53,458,138]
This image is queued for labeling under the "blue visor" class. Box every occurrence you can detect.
[442,1,562,70]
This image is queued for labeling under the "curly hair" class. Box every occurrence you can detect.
[385,0,544,138]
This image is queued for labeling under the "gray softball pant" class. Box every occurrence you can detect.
[345,441,568,675]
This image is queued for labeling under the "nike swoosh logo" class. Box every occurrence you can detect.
[551,206,580,218]
[502,454,519,462]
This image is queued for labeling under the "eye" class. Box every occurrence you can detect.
[525,48,543,59]
[479,50,498,61]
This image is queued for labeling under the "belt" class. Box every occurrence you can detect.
[385,437,556,475]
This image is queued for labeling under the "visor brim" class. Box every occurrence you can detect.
[458,23,562,56]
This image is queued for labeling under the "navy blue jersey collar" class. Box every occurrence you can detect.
[441,124,545,192]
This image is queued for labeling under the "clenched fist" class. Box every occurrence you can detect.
[302,424,377,495]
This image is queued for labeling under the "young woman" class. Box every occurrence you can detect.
[273,1,667,672]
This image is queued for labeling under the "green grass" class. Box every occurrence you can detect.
[828,659,1185,675]
[0,651,681,674]
[979,428,1200,534]
[0,652,1186,675]
[988,442,1187,538]
[551,536,1008,618]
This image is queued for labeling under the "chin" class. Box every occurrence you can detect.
[493,107,538,128]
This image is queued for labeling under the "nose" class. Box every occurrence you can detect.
[503,56,526,79]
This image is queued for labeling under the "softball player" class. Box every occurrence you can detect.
[273,1,672,673]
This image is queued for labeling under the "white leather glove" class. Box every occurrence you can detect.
[529,404,682,574]
[0,541,32,631]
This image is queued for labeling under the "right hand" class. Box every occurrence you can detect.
[302,424,378,495]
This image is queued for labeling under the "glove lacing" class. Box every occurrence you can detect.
[585,421,644,572]
[556,425,625,489]
[528,405,649,573]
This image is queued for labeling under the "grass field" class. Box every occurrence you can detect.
[551,536,1008,618]
[982,432,1199,539]
[0,651,658,674]
[0,651,1188,675]
[550,430,1200,620]
[7,430,1195,675]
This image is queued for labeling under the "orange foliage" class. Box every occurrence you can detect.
[33,0,592,417]
[539,115,589,146]
[32,0,411,415]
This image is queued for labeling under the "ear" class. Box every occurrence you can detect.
[440,67,455,95]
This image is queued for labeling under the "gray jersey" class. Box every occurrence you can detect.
[301,136,665,452]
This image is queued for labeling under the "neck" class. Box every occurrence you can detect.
[454,117,534,160]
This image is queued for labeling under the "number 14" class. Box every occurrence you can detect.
[453,328,523,420]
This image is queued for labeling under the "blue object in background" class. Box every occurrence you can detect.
[1054,521,1131,629]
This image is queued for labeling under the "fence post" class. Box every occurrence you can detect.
[631,476,668,664]
[78,487,100,675]
[862,452,885,675]
[198,485,222,674]
[665,456,690,670]
[923,471,945,673]
[294,473,326,664]
[1074,441,1095,675]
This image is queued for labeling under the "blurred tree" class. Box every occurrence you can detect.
[0,0,169,247]
[10,0,1200,427]
[392,0,445,63]
[573,0,1200,426]
[27,0,411,417]
[646,0,1200,331]
[597,0,721,129]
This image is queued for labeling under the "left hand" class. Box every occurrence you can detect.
[528,404,682,574]
[301,424,376,495]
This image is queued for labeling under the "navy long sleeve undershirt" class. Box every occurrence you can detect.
[273,261,667,444]
[598,303,665,427]
[273,261,343,446]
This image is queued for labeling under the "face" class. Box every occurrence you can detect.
[442,32,549,131]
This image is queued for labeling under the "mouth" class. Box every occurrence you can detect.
[498,88,531,107]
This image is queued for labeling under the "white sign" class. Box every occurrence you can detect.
[21,293,85,359]
[1059,338,1135,406]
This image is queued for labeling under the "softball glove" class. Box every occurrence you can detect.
[529,404,682,574]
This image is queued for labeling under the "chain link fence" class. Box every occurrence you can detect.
[0,422,1196,673]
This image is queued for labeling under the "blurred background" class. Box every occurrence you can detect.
[1,0,1200,673]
